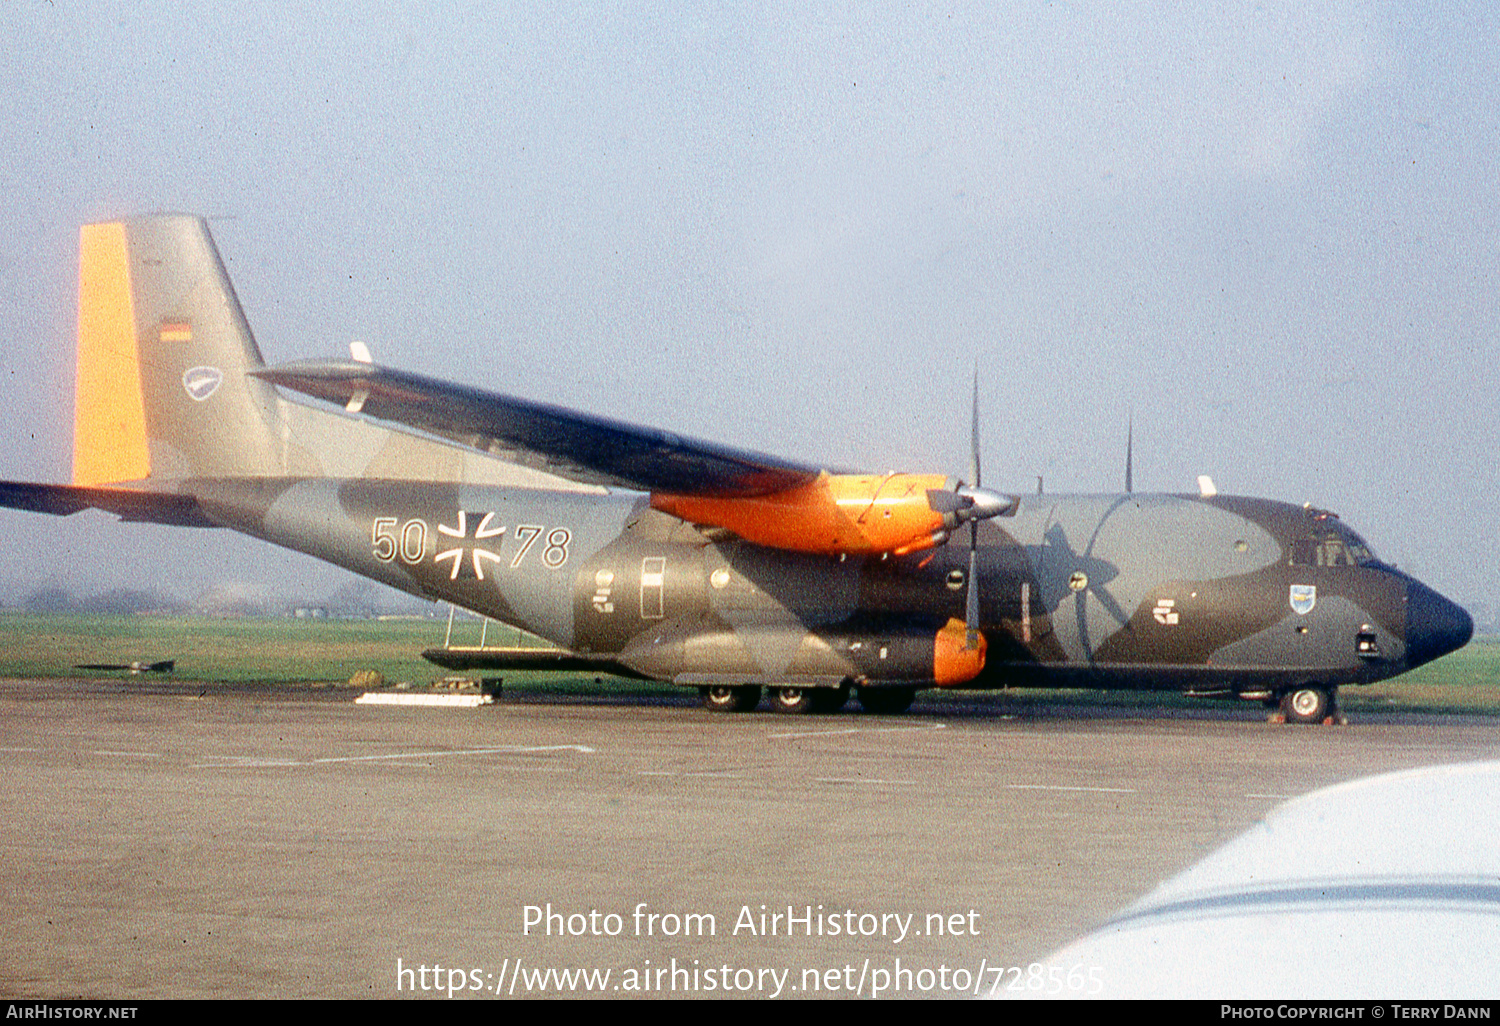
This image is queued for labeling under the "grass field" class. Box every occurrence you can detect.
[0,611,682,699]
[1,611,1496,715]
[0,611,450,685]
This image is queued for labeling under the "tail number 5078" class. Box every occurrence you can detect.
[371,516,571,578]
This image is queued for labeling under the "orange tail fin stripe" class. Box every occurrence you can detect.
[73,222,150,486]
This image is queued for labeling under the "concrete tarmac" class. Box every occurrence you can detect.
[2,679,1497,999]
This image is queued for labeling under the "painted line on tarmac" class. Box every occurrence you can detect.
[197,744,595,767]
[814,776,918,786]
[484,764,579,773]
[638,770,744,779]
[1006,783,1137,794]
[768,723,949,741]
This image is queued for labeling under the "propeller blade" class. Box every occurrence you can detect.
[966,521,980,646]
[969,365,981,488]
[966,365,982,649]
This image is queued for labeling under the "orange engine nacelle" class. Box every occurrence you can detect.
[652,471,959,557]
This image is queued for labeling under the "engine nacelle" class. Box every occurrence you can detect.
[653,472,1010,557]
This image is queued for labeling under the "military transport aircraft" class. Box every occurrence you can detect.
[0,215,1474,720]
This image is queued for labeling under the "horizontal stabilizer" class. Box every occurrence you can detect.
[255,359,823,497]
[0,481,214,527]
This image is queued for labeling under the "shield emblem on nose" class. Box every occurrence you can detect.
[1289,584,1317,616]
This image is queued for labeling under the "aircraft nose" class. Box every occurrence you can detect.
[1405,579,1474,669]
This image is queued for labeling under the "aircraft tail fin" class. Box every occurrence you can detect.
[73,215,296,485]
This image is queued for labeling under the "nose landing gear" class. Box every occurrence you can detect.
[1269,685,1346,725]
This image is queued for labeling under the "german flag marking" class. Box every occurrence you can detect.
[159,320,192,343]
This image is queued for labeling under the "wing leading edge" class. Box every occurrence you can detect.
[253,359,822,497]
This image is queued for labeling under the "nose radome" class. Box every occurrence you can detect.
[1405,579,1474,669]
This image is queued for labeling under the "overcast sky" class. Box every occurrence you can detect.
[0,1,1495,609]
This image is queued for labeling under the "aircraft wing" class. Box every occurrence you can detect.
[0,481,215,527]
[254,359,824,497]
[1003,760,1500,999]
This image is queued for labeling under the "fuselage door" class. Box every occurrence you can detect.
[640,557,666,620]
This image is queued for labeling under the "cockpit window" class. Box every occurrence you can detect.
[1290,525,1378,567]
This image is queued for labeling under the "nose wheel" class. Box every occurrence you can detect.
[1274,685,1343,725]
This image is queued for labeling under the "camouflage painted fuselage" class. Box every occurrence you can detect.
[184,476,1465,695]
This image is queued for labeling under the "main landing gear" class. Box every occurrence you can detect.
[699,684,762,713]
[699,682,912,715]
[769,684,851,715]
